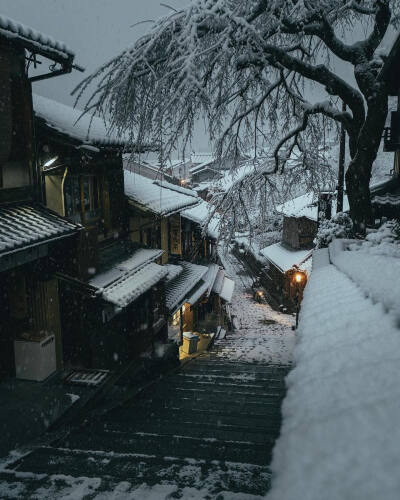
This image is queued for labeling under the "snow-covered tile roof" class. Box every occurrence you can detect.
[164,263,184,282]
[0,204,80,256]
[165,261,208,312]
[0,14,74,59]
[190,153,215,167]
[185,263,221,305]
[276,192,319,220]
[268,247,400,500]
[181,201,220,239]
[124,171,199,216]
[372,192,400,206]
[102,262,167,309]
[89,248,163,288]
[33,94,129,147]
[260,242,312,273]
[186,280,209,306]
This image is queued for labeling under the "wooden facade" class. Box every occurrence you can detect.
[0,28,80,381]
[36,115,169,370]
[282,216,318,250]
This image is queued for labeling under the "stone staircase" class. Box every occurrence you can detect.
[1,348,290,498]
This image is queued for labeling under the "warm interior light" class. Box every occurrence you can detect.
[43,156,58,168]
[295,272,304,283]
[257,291,264,296]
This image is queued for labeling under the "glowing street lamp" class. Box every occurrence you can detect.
[294,271,307,284]
[292,270,307,329]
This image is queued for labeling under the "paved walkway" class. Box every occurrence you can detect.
[0,253,295,499]
[218,249,295,364]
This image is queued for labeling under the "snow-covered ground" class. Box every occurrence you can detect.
[217,249,295,365]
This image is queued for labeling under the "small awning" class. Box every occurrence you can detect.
[102,262,168,309]
[89,247,166,310]
[165,261,208,313]
[89,248,163,288]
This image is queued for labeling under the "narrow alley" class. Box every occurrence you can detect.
[0,253,296,499]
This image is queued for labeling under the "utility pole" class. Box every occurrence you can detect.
[337,101,346,212]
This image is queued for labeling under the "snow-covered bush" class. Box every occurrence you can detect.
[315,212,354,248]
[348,220,400,258]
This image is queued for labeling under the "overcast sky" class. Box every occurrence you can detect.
[1,0,211,150]
[1,1,396,153]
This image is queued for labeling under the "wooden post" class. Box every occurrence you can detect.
[179,306,183,346]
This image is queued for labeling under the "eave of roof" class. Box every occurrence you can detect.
[0,14,74,67]
[0,203,80,258]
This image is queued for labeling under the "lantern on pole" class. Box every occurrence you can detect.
[292,270,307,329]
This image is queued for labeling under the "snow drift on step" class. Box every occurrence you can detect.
[268,248,400,500]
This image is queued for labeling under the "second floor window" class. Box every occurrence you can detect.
[64,174,100,224]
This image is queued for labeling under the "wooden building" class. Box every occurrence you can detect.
[124,171,232,342]
[0,16,81,381]
[35,96,169,370]
[124,170,199,264]
[373,33,400,219]
[180,200,220,263]
[258,193,318,311]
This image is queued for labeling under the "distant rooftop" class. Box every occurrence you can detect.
[124,171,199,216]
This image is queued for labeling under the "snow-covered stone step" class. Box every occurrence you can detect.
[57,429,272,466]
[161,378,285,394]
[89,419,275,445]
[4,449,271,497]
[130,395,283,417]
[108,406,282,432]
[179,370,285,389]
[139,385,283,405]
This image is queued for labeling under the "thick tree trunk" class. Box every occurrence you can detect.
[345,92,388,234]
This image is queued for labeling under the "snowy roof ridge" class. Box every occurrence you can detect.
[33,94,130,147]
[102,262,167,309]
[164,263,184,282]
[89,248,164,290]
[152,179,198,198]
[124,171,200,216]
[0,14,74,59]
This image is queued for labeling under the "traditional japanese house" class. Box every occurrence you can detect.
[124,171,230,345]
[124,170,199,264]
[34,96,168,370]
[180,200,220,263]
[0,16,82,381]
[373,32,400,219]
[259,193,319,311]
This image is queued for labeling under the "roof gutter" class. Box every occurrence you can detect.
[29,62,84,83]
